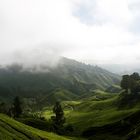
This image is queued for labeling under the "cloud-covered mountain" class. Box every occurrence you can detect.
[0,57,120,102]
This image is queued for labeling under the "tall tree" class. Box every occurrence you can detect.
[51,101,65,134]
[0,102,7,114]
[13,96,22,118]
[130,73,140,93]
[121,75,130,93]
[121,73,140,94]
[130,72,140,81]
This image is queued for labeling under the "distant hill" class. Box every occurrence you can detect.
[0,57,120,103]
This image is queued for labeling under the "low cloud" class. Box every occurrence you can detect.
[0,0,140,67]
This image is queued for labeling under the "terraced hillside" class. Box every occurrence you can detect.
[43,92,140,137]
[67,94,140,134]
[82,109,140,140]
[0,114,81,140]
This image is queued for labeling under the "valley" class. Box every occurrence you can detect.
[0,58,140,140]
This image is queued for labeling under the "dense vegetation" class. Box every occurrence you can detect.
[1,58,140,139]
[0,113,81,140]
[0,57,120,103]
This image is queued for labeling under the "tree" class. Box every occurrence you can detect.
[7,105,15,117]
[121,75,130,93]
[51,101,65,134]
[130,72,140,81]
[121,73,140,94]
[0,102,7,114]
[129,73,140,93]
[13,96,22,118]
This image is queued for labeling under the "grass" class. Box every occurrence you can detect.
[3,91,140,140]
[43,94,140,135]
[0,113,84,140]
[39,92,140,140]
[65,95,140,133]
[42,100,81,119]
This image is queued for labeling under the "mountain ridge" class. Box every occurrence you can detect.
[0,57,120,103]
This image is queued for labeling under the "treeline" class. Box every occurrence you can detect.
[82,72,140,139]
[121,72,140,94]
[0,96,22,118]
[0,98,73,135]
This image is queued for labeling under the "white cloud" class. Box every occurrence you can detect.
[0,0,140,66]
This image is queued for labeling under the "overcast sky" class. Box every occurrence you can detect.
[1,0,140,67]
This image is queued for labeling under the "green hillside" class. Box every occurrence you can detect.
[0,113,83,140]
[0,57,120,102]
[82,109,140,140]
[65,95,138,133]
[0,57,131,140]
[1,81,140,140]
[42,92,140,138]
[1,91,140,140]
[38,88,79,106]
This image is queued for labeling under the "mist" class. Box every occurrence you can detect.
[1,0,140,72]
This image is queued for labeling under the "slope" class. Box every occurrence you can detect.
[38,88,79,106]
[65,95,139,133]
[0,113,81,140]
[43,92,140,135]
[0,57,120,102]
[82,109,140,140]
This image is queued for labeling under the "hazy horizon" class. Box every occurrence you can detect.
[1,0,140,72]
